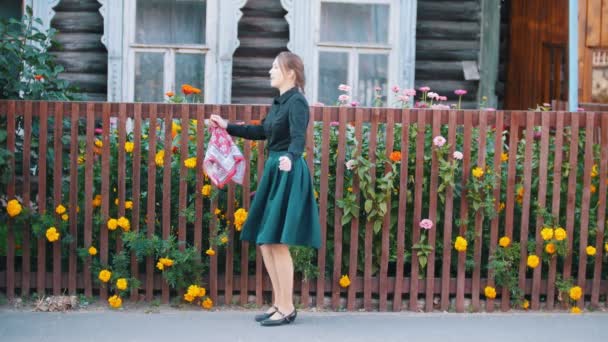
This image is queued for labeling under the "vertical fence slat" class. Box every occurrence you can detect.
[178,104,189,253]
[37,102,48,295]
[300,105,316,308]
[576,113,595,308]
[195,105,206,253]
[425,110,441,312]
[502,111,520,311]
[224,105,237,305]
[255,106,267,307]
[21,101,33,296]
[456,110,472,312]
[486,110,504,312]
[317,106,331,309]
[364,108,380,311]
[379,108,394,312]
[130,103,143,301]
[52,102,64,295]
[83,103,94,298]
[410,109,425,311]
[209,106,219,303]
[392,108,410,312]
[6,101,16,299]
[331,106,348,310]
[240,105,252,306]
[563,113,579,294]
[472,110,488,312]
[145,104,158,301]
[68,103,79,294]
[161,105,174,303]
[441,110,457,311]
[347,108,364,311]
[531,111,551,309]
[517,112,535,299]
[100,103,111,301]
[591,113,608,307]
[116,103,127,254]
[547,111,565,310]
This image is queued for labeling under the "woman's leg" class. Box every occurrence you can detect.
[259,244,280,313]
[270,244,295,315]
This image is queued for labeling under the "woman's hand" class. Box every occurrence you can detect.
[208,114,228,129]
[278,156,292,172]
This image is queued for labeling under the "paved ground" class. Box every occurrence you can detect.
[0,307,607,342]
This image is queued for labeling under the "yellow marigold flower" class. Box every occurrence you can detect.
[517,186,524,197]
[202,298,213,309]
[472,166,484,178]
[591,164,599,178]
[98,269,112,283]
[155,150,165,167]
[117,216,130,231]
[590,184,597,194]
[61,214,69,221]
[499,236,510,248]
[339,275,351,288]
[201,185,212,197]
[234,208,248,232]
[545,243,556,254]
[214,208,222,216]
[94,139,103,148]
[125,200,133,209]
[114,198,119,206]
[501,153,508,162]
[206,248,215,256]
[570,306,582,314]
[187,285,201,297]
[347,187,353,192]
[522,299,529,310]
[78,156,85,165]
[124,141,134,153]
[92,194,102,207]
[220,236,229,244]
[198,287,206,297]
[569,286,583,300]
[540,227,554,241]
[171,122,181,139]
[108,295,122,309]
[88,246,98,256]
[116,278,128,291]
[454,236,468,252]
[554,227,567,241]
[159,257,174,267]
[6,199,22,218]
[605,242,608,253]
[484,286,497,299]
[184,293,195,303]
[184,157,197,169]
[55,204,67,215]
[156,261,164,271]
[527,255,540,268]
[314,190,319,199]
[498,202,505,213]
[107,218,118,231]
[586,246,596,256]
[46,227,60,242]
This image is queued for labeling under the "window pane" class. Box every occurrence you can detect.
[591,50,608,103]
[358,54,388,107]
[175,53,205,93]
[318,51,349,105]
[320,3,389,44]
[135,52,164,102]
[136,0,206,45]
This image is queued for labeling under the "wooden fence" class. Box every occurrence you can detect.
[1,100,607,312]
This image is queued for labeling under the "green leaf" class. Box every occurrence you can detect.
[364,200,372,213]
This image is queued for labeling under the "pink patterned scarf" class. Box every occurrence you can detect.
[203,126,245,188]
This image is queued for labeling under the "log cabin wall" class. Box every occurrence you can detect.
[231,0,288,104]
[579,0,608,103]
[415,0,483,109]
[504,0,568,110]
[496,0,511,109]
[50,0,107,101]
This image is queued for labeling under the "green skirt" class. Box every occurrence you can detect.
[240,151,321,249]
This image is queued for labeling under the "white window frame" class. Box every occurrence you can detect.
[281,0,417,106]
[99,0,246,103]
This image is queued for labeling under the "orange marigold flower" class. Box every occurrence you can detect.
[389,151,401,162]
[182,84,194,95]
[166,91,175,97]
[34,74,44,81]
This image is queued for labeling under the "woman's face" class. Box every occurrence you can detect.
[268,58,292,89]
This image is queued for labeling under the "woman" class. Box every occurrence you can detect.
[208,51,321,327]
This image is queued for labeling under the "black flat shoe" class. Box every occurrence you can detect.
[260,309,296,327]
[286,308,297,323]
[254,305,278,322]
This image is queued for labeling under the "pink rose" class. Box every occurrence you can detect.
[351,101,359,107]
[338,84,351,92]
[338,94,350,103]
[454,89,467,96]
[438,96,447,101]
[330,121,339,127]
[419,86,430,92]
[391,85,400,93]
[374,86,382,92]
[433,135,446,147]
[345,159,357,170]
[403,89,416,97]
[419,219,433,230]
[453,151,463,160]
[427,92,439,100]
[398,95,410,102]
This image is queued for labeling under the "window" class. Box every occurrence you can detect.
[0,0,23,21]
[314,0,396,106]
[125,0,214,102]
[591,50,608,103]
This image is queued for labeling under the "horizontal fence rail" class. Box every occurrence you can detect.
[0,100,607,312]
